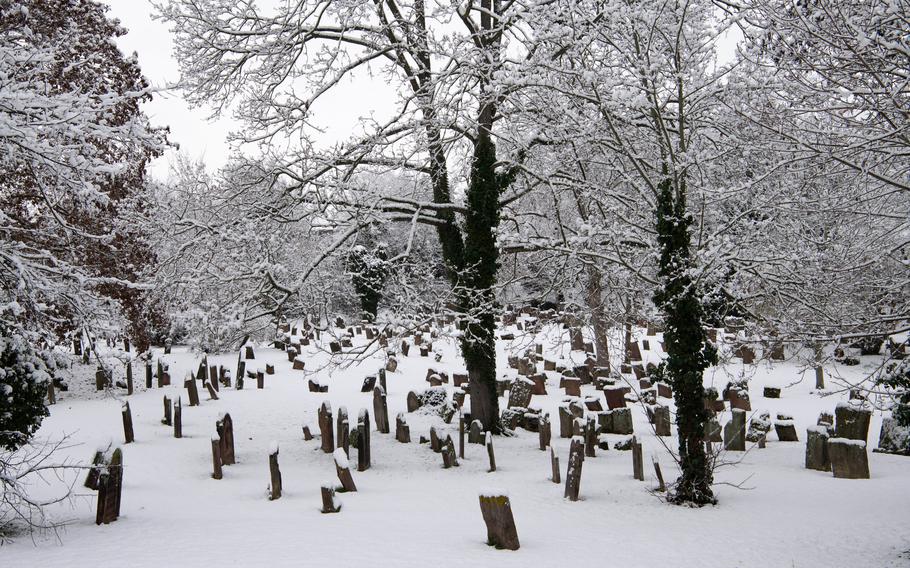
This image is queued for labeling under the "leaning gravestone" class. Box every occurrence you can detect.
[478,492,519,550]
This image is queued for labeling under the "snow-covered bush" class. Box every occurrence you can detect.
[0,332,50,452]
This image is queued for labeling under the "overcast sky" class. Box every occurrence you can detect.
[104,1,740,181]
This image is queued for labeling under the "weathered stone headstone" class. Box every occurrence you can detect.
[185,374,200,407]
[724,408,746,451]
[604,386,626,409]
[478,493,520,550]
[485,432,496,472]
[373,386,390,434]
[564,437,585,501]
[653,405,671,437]
[774,414,799,442]
[835,404,872,442]
[828,438,870,479]
[173,397,182,438]
[121,401,134,444]
[334,448,357,492]
[268,444,282,500]
[805,426,831,471]
[318,401,334,453]
[396,413,411,443]
[631,436,644,481]
[217,413,235,464]
[321,484,341,513]
[442,434,458,468]
[539,412,551,451]
[208,429,223,482]
[508,377,534,408]
[357,409,371,471]
[549,445,561,483]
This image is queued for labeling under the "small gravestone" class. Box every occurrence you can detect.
[337,407,349,456]
[728,388,751,411]
[211,435,223,479]
[704,417,722,443]
[653,405,671,436]
[268,443,282,500]
[217,413,235,464]
[763,386,781,398]
[563,377,581,397]
[485,432,496,472]
[357,409,371,471]
[469,420,484,444]
[329,341,342,354]
[564,437,585,501]
[507,378,534,409]
[478,492,519,550]
[584,416,597,458]
[604,386,626,409]
[549,446,561,483]
[806,426,831,471]
[321,484,341,513]
[407,390,420,412]
[121,402,134,444]
[835,404,872,442]
[373,386,390,434]
[539,412,551,450]
[361,375,376,392]
[161,395,172,426]
[631,436,644,481]
[442,435,459,468]
[185,374,200,407]
[334,448,357,492]
[724,409,747,451]
[612,408,634,435]
[244,345,255,360]
[94,448,123,525]
[173,398,182,438]
[302,424,314,441]
[774,414,799,442]
[205,381,219,400]
[828,438,870,479]
[558,405,573,439]
[396,413,411,443]
[309,378,328,393]
[318,401,334,453]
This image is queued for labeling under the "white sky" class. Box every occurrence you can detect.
[104,0,741,181]
[105,0,402,180]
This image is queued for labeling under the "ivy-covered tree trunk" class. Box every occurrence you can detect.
[653,174,716,505]
[461,97,502,433]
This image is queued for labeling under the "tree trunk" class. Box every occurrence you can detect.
[654,174,715,506]
[585,265,611,368]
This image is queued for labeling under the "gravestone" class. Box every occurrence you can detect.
[121,402,134,444]
[835,404,872,442]
[318,401,334,453]
[549,446,561,483]
[396,413,411,443]
[478,493,519,550]
[211,436,223,480]
[806,426,831,471]
[828,438,870,479]
[357,409,371,471]
[564,437,585,501]
[217,413,235,464]
[724,409,746,451]
[268,444,282,500]
[334,448,357,492]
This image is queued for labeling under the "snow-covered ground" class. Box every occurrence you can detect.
[4,324,909,567]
